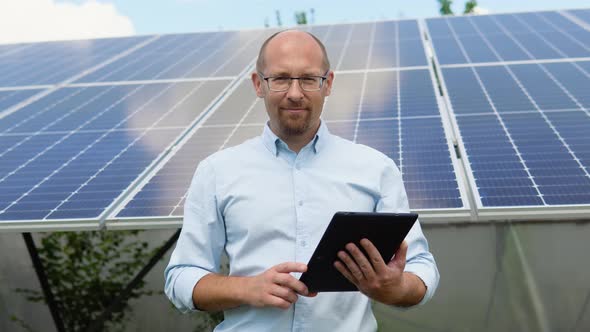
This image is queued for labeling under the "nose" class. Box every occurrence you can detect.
[286,78,304,101]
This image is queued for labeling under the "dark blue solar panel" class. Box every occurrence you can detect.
[427,12,590,65]
[0,79,230,221]
[442,67,494,115]
[0,89,43,113]
[443,62,590,207]
[509,64,579,110]
[539,61,590,109]
[338,23,373,70]
[568,9,590,26]
[117,81,256,218]
[0,36,150,87]
[77,30,271,82]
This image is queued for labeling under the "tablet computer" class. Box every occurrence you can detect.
[299,211,418,292]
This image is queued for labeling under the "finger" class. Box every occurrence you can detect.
[345,243,375,280]
[274,262,308,274]
[266,295,292,310]
[337,250,364,281]
[360,238,387,274]
[334,260,356,285]
[274,273,310,296]
[271,285,299,304]
[388,240,408,270]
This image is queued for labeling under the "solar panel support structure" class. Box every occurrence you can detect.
[84,229,180,332]
[22,233,67,332]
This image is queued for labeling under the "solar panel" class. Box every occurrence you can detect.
[440,61,590,207]
[0,36,151,87]
[0,80,232,222]
[0,88,44,115]
[566,9,590,27]
[426,12,590,65]
[427,10,590,218]
[112,20,468,227]
[75,30,268,82]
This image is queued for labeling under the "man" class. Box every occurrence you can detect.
[165,30,439,331]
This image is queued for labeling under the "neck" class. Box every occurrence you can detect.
[273,122,320,154]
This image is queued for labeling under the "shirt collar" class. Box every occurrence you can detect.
[262,120,330,156]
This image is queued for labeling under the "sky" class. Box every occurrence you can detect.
[0,0,588,44]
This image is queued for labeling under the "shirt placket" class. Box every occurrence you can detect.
[292,149,311,332]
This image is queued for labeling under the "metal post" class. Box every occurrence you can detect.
[22,232,67,332]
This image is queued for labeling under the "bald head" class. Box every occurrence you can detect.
[255,30,331,74]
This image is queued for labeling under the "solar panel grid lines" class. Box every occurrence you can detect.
[441,14,590,206]
[80,32,222,82]
[75,34,191,83]
[104,52,263,223]
[0,36,155,87]
[535,12,590,54]
[426,18,542,209]
[0,78,233,222]
[0,36,160,126]
[565,9,590,29]
[457,68,548,206]
[333,25,354,70]
[352,21,377,143]
[430,9,590,210]
[0,89,45,118]
[0,84,162,218]
[426,10,590,66]
[511,13,588,59]
[0,43,34,58]
[108,75,258,220]
[395,23,404,175]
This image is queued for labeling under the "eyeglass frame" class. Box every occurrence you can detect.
[258,69,331,92]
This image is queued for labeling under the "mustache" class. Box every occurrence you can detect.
[281,102,307,109]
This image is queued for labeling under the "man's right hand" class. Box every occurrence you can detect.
[243,262,317,309]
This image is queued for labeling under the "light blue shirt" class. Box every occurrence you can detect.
[165,121,439,332]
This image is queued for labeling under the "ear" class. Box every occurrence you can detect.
[251,72,265,98]
[323,70,335,97]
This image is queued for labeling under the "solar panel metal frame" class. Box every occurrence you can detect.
[424,12,590,222]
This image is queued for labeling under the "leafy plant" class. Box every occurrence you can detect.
[464,0,478,14]
[438,0,454,15]
[13,230,158,332]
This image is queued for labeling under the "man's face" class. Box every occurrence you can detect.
[252,32,334,140]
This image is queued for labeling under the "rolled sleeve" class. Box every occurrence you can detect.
[164,158,226,312]
[376,157,440,306]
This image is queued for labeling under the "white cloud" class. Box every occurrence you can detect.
[0,0,135,44]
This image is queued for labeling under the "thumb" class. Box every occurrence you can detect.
[388,240,408,270]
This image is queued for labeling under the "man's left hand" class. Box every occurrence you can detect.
[334,239,421,306]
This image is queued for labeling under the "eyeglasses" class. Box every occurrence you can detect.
[259,70,330,92]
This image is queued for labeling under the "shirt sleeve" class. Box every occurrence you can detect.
[375,157,440,306]
[164,158,226,313]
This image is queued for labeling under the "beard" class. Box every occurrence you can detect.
[278,109,312,136]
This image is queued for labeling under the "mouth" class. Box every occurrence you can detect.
[281,107,308,114]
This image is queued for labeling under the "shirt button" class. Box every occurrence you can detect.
[298,201,303,206]
[300,240,307,247]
